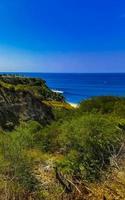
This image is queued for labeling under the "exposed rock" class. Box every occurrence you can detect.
[0,75,65,102]
[0,75,62,130]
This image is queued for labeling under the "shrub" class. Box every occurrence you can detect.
[55,114,125,180]
[79,96,125,114]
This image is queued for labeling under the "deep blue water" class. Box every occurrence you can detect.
[1,73,125,103]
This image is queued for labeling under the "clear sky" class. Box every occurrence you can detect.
[0,0,125,72]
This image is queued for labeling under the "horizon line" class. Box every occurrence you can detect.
[1,72,125,74]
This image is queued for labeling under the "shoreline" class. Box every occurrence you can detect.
[52,89,79,108]
[68,102,79,108]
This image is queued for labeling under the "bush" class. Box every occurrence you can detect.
[49,114,125,180]
[0,122,42,199]
[79,96,125,114]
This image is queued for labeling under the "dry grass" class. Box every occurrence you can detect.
[43,100,74,110]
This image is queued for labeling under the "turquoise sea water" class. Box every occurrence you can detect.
[1,73,125,103]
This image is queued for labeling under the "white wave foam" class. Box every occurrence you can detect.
[51,89,64,94]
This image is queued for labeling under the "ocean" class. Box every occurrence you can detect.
[1,73,125,104]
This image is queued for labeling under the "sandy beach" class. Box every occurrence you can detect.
[68,102,79,108]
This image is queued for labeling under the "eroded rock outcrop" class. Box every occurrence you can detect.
[0,75,64,102]
[0,75,61,130]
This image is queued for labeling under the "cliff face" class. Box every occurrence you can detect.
[0,75,64,130]
[0,75,64,102]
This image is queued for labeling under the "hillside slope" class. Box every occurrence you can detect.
[0,75,65,130]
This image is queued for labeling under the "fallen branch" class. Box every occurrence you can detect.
[55,167,72,193]
[66,178,82,194]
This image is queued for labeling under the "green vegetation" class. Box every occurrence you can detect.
[1,76,125,199]
[0,75,64,102]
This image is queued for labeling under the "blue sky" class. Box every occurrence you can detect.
[0,0,125,72]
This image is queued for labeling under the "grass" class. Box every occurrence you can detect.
[43,100,74,110]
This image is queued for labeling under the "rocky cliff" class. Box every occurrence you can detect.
[0,75,64,101]
[0,75,64,130]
